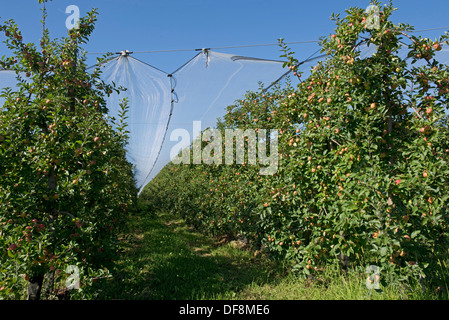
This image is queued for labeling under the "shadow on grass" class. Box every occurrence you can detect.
[98,210,282,300]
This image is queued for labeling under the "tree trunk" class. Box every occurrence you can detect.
[27,274,44,300]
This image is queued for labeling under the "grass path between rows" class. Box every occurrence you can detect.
[99,208,441,300]
[100,209,288,299]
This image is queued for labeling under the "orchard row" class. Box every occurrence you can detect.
[143,2,449,284]
[0,7,137,299]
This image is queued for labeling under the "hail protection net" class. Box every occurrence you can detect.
[101,46,449,192]
[99,55,172,190]
[100,50,293,191]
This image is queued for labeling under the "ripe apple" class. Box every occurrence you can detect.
[433,43,442,51]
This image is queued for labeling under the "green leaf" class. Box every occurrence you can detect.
[411,230,420,239]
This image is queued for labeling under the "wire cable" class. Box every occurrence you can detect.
[85,40,320,55]
[85,26,449,56]
[411,26,449,33]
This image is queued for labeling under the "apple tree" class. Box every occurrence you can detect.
[273,0,449,282]
[0,2,137,299]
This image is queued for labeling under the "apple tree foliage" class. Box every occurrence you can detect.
[143,1,449,286]
[0,4,137,299]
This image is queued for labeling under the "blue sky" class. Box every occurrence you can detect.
[1,0,449,71]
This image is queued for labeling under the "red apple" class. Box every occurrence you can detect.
[433,43,442,51]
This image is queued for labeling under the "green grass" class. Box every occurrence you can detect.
[99,209,285,300]
[98,207,448,300]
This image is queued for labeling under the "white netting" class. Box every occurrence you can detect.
[99,50,294,190]
[100,55,172,189]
